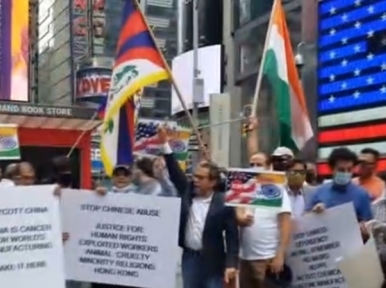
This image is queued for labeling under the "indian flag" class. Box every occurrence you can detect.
[262,0,313,151]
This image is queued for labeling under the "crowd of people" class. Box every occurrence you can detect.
[1,117,386,288]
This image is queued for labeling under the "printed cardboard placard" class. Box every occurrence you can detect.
[225,168,286,208]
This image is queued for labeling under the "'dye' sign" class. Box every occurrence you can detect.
[76,67,112,99]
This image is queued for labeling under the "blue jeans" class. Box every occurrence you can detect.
[182,249,223,288]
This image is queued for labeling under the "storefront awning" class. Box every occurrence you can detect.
[0,102,101,131]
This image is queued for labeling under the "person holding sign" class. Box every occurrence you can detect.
[236,176,292,288]
[159,127,239,288]
[305,148,373,239]
[0,163,18,187]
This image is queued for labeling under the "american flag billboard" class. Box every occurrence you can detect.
[317,0,386,175]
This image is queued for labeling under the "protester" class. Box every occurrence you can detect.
[250,152,268,169]
[236,174,292,288]
[51,156,74,188]
[353,148,385,202]
[152,156,177,196]
[305,148,373,239]
[133,157,165,194]
[0,163,18,187]
[271,147,294,172]
[16,162,36,186]
[246,116,269,169]
[286,159,316,217]
[305,162,318,186]
[96,165,136,195]
[159,126,239,288]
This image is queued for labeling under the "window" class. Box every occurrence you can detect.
[234,0,274,29]
[154,98,170,112]
[146,6,175,18]
[236,25,265,74]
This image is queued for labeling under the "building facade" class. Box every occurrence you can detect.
[223,0,318,166]
[180,0,223,53]
[32,0,176,118]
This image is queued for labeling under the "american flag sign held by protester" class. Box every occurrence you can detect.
[134,119,191,165]
[225,168,286,209]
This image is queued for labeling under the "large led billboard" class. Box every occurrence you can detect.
[171,45,221,115]
[0,0,29,101]
[317,0,386,174]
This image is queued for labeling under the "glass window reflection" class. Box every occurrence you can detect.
[234,0,274,29]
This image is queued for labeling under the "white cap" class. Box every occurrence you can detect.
[272,147,294,157]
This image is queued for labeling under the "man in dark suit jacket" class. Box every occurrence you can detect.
[158,128,239,288]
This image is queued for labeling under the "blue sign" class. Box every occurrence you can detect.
[318,1,386,114]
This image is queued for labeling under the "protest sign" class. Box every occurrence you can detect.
[134,119,191,171]
[61,190,181,288]
[286,203,363,288]
[337,236,383,288]
[225,168,286,209]
[0,185,65,288]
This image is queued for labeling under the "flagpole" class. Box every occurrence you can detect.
[251,0,279,116]
[133,0,206,149]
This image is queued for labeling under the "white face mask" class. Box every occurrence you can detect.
[112,185,135,193]
[250,166,265,172]
[333,172,352,186]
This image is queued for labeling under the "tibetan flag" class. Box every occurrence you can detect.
[100,0,169,175]
[262,0,313,152]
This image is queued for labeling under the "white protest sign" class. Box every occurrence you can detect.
[286,203,363,288]
[61,190,181,288]
[0,185,65,288]
[337,236,384,288]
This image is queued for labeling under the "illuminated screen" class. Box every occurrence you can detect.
[317,0,386,174]
[0,0,29,101]
[171,45,221,115]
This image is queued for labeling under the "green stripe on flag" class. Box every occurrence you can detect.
[263,49,297,152]
[174,152,189,161]
[0,148,21,160]
[250,198,282,208]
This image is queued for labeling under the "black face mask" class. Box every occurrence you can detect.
[272,162,288,171]
[57,172,73,188]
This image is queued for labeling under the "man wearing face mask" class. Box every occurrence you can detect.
[305,148,373,235]
[246,116,269,170]
[271,147,294,171]
[286,159,316,217]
